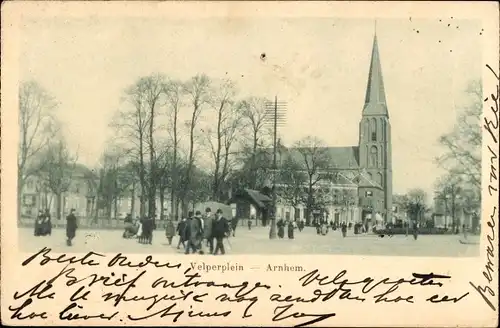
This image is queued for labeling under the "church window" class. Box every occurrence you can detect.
[370,146,378,167]
[377,172,383,187]
[371,118,377,141]
[364,121,370,141]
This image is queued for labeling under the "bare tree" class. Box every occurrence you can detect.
[96,147,135,221]
[39,134,78,220]
[18,80,58,220]
[206,79,244,201]
[142,74,167,220]
[437,80,482,189]
[277,156,307,214]
[402,188,428,226]
[435,173,480,232]
[238,97,273,189]
[294,136,332,225]
[163,79,184,219]
[112,74,166,217]
[181,74,211,214]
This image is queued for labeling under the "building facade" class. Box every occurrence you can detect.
[20,164,99,219]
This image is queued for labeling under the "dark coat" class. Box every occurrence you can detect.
[203,215,214,239]
[66,213,77,239]
[212,216,229,238]
[185,217,203,245]
[177,220,187,238]
[165,221,175,238]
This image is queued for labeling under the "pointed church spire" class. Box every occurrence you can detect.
[363,30,388,116]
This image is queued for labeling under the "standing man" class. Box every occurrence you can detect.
[176,216,187,249]
[203,207,214,254]
[185,211,202,254]
[212,209,230,255]
[66,209,78,246]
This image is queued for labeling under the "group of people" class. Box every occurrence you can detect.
[122,214,156,244]
[170,208,231,255]
[276,218,297,239]
[34,209,52,236]
[315,220,349,237]
[33,208,78,246]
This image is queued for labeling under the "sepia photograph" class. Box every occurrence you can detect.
[16,15,483,257]
[2,2,498,327]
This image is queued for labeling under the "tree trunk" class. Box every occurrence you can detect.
[130,181,136,217]
[56,193,62,220]
[93,194,99,224]
[114,197,118,220]
[160,187,165,220]
[251,132,258,189]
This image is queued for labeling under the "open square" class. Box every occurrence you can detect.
[19,226,479,257]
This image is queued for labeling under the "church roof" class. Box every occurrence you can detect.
[280,146,360,169]
[363,34,389,117]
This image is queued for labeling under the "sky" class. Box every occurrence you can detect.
[19,16,482,196]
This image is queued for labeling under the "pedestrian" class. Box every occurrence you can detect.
[231,216,239,237]
[247,218,252,231]
[212,209,230,255]
[203,207,214,254]
[34,210,43,236]
[176,216,187,249]
[277,219,285,239]
[185,211,202,254]
[165,219,175,245]
[44,209,52,234]
[66,209,78,246]
[341,222,347,238]
[413,221,419,240]
[287,220,295,239]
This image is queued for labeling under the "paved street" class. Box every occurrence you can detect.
[18,226,479,257]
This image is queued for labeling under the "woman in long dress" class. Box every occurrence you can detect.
[287,220,295,239]
[277,219,285,239]
[165,220,175,245]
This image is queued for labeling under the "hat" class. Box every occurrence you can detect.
[205,207,212,213]
[188,211,194,217]
[195,211,202,217]
[216,209,223,214]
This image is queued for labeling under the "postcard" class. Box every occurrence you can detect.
[1,1,498,326]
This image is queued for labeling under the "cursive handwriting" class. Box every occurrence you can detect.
[59,302,119,321]
[22,247,104,267]
[469,63,499,313]
[299,269,451,304]
[127,302,231,322]
[272,304,336,327]
[484,64,500,196]
[107,253,182,269]
[8,298,48,320]
[469,207,497,311]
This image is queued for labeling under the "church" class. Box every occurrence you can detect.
[232,32,393,226]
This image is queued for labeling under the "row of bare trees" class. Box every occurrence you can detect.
[18,81,79,221]
[104,73,274,219]
[434,79,482,231]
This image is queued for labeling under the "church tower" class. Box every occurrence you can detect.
[358,31,393,222]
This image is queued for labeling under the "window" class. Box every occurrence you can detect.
[366,191,373,197]
[285,211,290,220]
[295,208,301,219]
[370,146,378,167]
[371,132,377,141]
[27,180,34,189]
